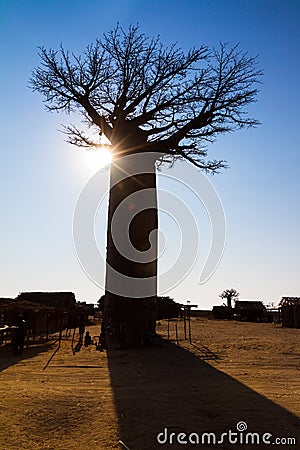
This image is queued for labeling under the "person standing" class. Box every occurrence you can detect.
[78,313,85,342]
[13,314,26,355]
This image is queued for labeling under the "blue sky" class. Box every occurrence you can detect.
[0,0,299,308]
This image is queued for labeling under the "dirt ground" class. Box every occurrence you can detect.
[0,318,299,450]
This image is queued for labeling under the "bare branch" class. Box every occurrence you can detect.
[60,125,99,148]
[30,24,262,172]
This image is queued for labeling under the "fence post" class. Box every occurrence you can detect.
[183,307,187,340]
[188,307,192,344]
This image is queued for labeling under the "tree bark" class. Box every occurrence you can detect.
[104,151,158,347]
[227,297,232,310]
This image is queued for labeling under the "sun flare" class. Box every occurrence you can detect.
[84,146,113,171]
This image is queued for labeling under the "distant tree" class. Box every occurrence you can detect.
[30,24,261,347]
[219,288,240,309]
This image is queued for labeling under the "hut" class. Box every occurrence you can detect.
[156,296,182,320]
[0,292,90,343]
[234,300,267,322]
[16,292,91,329]
[279,297,300,328]
[212,305,231,320]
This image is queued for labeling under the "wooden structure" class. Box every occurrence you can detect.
[279,297,300,328]
[212,300,268,322]
[234,300,267,322]
[182,304,197,343]
[0,325,16,348]
[212,305,231,320]
[0,292,90,345]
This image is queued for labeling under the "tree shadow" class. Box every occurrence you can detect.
[0,342,55,372]
[107,339,299,450]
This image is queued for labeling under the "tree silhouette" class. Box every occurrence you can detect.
[30,24,261,347]
[219,288,240,309]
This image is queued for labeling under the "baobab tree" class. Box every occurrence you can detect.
[30,24,261,347]
[219,288,240,310]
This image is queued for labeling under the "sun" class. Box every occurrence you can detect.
[85,146,113,170]
[76,134,113,172]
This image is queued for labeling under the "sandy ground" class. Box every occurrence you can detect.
[0,318,299,450]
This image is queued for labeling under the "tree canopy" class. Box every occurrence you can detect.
[30,24,262,172]
[219,288,240,301]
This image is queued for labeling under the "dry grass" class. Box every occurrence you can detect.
[0,319,299,449]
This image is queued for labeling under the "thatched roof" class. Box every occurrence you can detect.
[0,297,57,313]
[235,300,266,310]
[279,297,300,307]
[16,292,76,309]
[0,292,89,314]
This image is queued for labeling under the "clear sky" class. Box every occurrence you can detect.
[0,0,299,308]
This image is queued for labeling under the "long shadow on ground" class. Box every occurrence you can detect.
[107,339,299,450]
[0,342,56,372]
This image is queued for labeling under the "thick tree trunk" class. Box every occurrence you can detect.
[104,152,158,347]
[227,297,232,309]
